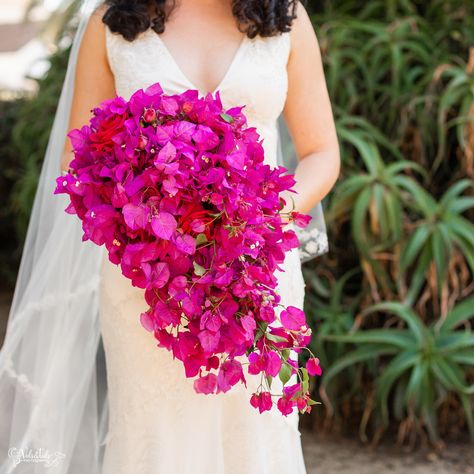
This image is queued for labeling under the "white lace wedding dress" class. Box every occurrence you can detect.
[99,24,308,474]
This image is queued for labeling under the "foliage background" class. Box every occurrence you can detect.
[0,0,473,449]
[303,0,474,448]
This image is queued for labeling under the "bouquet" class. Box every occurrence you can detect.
[55,82,322,416]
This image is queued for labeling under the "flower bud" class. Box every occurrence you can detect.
[137,135,148,150]
[182,102,193,114]
[143,107,157,123]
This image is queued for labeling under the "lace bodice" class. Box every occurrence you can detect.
[105,25,291,168]
[105,24,330,264]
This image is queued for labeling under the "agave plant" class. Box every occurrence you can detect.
[313,0,474,34]
[433,61,474,175]
[315,20,376,114]
[304,267,361,370]
[314,14,441,126]
[360,18,437,129]
[321,300,474,443]
[398,178,474,304]
[328,117,425,292]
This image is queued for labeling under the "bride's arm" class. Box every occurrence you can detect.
[60,4,116,173]
[281,1,340,216]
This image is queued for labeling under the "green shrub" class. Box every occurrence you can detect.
[0,98,26,285]
[0,45,71,286]
[305,0,474,446]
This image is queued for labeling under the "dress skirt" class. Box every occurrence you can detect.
[98,232,308,474]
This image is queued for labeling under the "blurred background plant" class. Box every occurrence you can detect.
[302,0,474,450]
[0,0,473,453]
[0,0,78,284]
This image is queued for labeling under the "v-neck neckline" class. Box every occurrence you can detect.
[145,28,248,96]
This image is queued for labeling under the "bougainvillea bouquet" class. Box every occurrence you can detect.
[54,82,322,416]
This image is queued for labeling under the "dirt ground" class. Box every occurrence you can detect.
[300,429,474,474]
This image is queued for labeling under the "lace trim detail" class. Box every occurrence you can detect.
[4,356,41,397]
[296,227,329,262]
[104,25,291,127]
[7,276,100,327]
[2,277,101,395]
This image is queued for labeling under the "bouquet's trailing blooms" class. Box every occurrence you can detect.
[55,82,322,415]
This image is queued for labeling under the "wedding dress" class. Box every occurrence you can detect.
[99,24,308,474]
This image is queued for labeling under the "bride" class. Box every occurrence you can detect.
[0,0,339,472]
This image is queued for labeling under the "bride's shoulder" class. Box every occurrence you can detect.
[291,0,313,30]
[288,1,320,58]
[78,3,118,69]
[73,2,117,90]
[87,2,109,28]
[81,3,108,45]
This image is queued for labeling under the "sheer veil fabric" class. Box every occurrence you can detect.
[0,1,328,472]
[0,1,108,472]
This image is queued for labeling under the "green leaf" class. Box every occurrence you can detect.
[400,225,431,271]
[301,367,309,393]
[193,261,206,276]
[460,393,474,441]
[376,350,419,424]
[439,179,474,207]
[437,333,474,353]
[195,233,208,245]
[301,366,309,382]
[404,243,432,305]
[431,230,447,289]
[404,359,427,410]
[395,175,437,215]
[265,333,288,343]
[220,113,234,123]
[363,302,427,344]
[279,363,292,385]
[383,191,402,242]
[447,197,474,214]
[448,350,474,366]
[352,186,372,255]
[323,329,414,348]
[439,296,474,332]
[431,357,474,394]
[281,349,291,361]
[420,370,439,442]
[322,344,398,390]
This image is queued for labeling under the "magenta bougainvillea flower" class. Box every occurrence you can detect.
[54,82,322,416]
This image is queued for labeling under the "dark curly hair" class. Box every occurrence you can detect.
[101,0,305,42]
